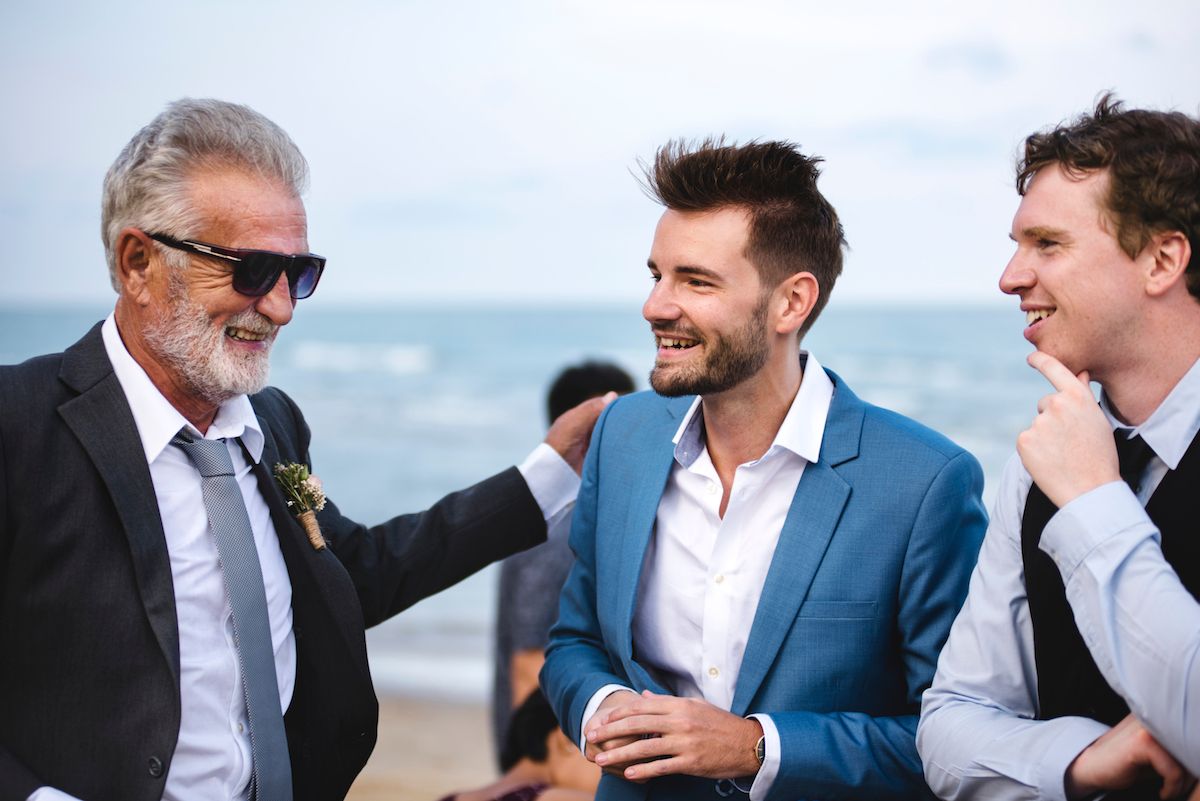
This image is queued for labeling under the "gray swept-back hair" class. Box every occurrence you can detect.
[100,98,309,291]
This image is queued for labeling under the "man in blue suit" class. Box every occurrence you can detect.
[541,139,988,800]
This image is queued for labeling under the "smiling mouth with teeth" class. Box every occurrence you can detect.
[657,336,699,350]
[227,326,272,343]
[1025,309,1054,325]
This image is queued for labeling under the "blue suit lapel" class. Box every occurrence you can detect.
[731,371,865,715]
[614,396,691,688]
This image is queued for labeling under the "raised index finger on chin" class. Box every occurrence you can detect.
[1027,350,1081,392]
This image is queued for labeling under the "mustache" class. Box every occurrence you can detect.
[651,326,702,341]
[226,309,278,338]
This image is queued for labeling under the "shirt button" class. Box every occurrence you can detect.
[714,574,725,584]
[237,723,245,734]
[707,482,719,495]
[708,666,720,678]
[147,756,164,778]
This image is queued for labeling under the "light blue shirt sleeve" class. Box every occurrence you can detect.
[917,455,1110,801]
[1040,481,1200,774]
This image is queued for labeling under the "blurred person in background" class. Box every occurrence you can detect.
[493,361,636,762]
[442,691,599,801]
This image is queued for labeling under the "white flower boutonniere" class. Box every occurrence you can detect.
[274,462,328,550]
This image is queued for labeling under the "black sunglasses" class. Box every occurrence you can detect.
[148,233,326,300]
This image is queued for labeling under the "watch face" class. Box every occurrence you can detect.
[755,735,765,765]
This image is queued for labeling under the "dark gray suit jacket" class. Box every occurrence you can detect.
[0,323,545,801]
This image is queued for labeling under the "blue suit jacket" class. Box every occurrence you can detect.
[542,369,986,801]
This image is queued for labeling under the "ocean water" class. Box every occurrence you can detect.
[0,303,1045,700]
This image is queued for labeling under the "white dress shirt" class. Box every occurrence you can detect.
[582,353,834,801]
[918,355,1200,800]
[31,314,579,801]
[106,314,296,801]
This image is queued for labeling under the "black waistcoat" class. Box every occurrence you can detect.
[1022,430,1200,798]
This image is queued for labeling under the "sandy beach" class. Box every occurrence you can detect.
[347,695,498,801]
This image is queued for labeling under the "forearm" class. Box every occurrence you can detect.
[918,688,1108,801]
[1042,483,1200,772]
[767,711,927,800]
[915,454,1106,801]
[541,627,630,744]
[328,466,545,626]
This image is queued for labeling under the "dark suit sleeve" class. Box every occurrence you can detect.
[541,402,631,743]
[0,381,52,801]
[268,388,547,628]
[765,451,987,801]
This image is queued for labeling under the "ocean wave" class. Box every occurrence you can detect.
[289,341,434,375]
[368,651,490,701]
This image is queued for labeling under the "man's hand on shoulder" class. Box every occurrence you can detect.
[1018,351,1120,507]
[589,690,762,783]
[545,392,617,475]
[1065,714,1195,800]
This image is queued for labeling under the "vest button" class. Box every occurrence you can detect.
[147,756,164,778]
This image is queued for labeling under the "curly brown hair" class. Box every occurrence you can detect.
[642,137,847,334]
[1016,93,1200,298]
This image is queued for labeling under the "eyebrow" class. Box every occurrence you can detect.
[1011,225,1070,242]
[647,259,723,280]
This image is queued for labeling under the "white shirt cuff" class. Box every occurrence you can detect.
[578,683,634,751]
[1040,480,1158,578]
[746,714,780,801]
[518,442,580,523]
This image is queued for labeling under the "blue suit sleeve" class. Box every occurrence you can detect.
[766,451,987,801]
[541,401,630,743]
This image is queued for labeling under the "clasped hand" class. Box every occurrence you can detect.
[583,690,762,783]
[1067,713,1197,800]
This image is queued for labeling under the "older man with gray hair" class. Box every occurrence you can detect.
[0,99,603,801]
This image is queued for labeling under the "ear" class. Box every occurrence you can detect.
[1144,230,1192,298]
[774,271,820,336]
[113,227,158,305]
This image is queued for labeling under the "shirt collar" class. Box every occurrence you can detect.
[671,351,834,468]
[101,313,265,464]
[1100,354,1200,471]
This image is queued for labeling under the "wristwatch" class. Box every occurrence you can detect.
[754,734,766,767]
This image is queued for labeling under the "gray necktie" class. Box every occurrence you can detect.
[173,430,293,801]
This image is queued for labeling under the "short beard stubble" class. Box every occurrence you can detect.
[649,293,771,397]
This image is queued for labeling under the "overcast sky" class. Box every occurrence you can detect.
[2,0,1197,308]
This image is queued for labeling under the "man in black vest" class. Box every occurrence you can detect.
[917,95,1200,801]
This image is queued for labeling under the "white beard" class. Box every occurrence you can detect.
[142,270,278,406]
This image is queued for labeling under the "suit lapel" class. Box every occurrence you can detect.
[615,397,690,676]
[730,371,864,715]
[252,410,374,686]
[57,323,181,684]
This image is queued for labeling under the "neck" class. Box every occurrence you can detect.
[1098,303,1200,426]
[701,353,802,487]
[114,301,219,434]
